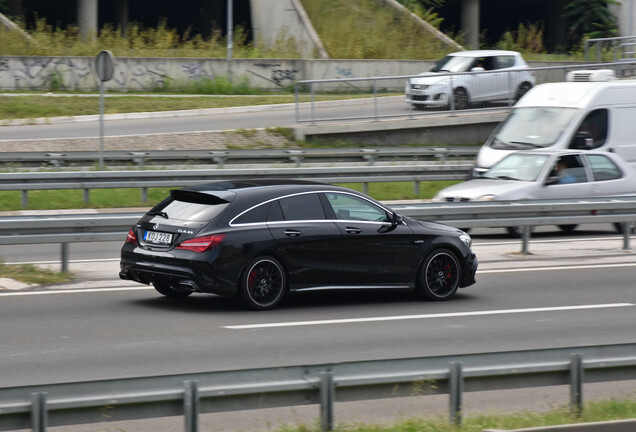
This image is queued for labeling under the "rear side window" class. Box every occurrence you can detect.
[233,202,270,225]
[588,155,622,181]
[495,55,515,69]
[279,194,325,221]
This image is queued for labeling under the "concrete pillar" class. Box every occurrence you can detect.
[117,0,129,37]
[461,0,479,50]
[78,0,98,39]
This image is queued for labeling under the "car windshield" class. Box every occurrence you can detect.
[488,107,578,149]
[483,153,549,181]
[430,55,475,73]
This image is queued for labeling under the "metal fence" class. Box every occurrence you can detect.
[3,197,636,271]
[1,343,635,432]
[294,61,636,124]
[585,36,636,62]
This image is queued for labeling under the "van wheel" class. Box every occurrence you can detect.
[516,82,533,101]
[558,224,578,232]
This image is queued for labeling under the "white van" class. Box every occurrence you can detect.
[474,70,636,175]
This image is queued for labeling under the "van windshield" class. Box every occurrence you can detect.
[487,107,578,149]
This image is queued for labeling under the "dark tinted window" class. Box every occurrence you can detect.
[233,202,270,224]
[268,200,285,222]
[279,194,325,220]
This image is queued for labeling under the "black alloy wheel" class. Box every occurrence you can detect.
[153,283,192,298]
[240,257,286,310]
[453,88,469,110]
[516,82,533,101]
[417,248,461,300]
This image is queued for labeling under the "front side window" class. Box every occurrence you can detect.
[587,154,622,181]
[324,193,390,222]
[549,155,587,184]
[488,107,578,149]
[279,194,325,221]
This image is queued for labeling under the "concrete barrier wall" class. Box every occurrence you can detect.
[0,56,578,92]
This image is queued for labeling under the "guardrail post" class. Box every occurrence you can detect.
[21,190,28,208]
[413,181,420,197]
[621,222,631,250]
[521,226,531,254]
[31,392,47,432]
[448,75,455,116]
[373,79,378,121]
[570,353,584,416]
[140,188,148,203]
[362,183,369,195]
[310,82,316,126]
[83,189,90,205]
[320,371,335,432]
[449,362,463,426]
[184,380,199,432]
[61,243,69,272]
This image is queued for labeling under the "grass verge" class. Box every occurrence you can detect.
[0,260,73,285]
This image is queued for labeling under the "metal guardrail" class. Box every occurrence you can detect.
[585,36,636,61]
[1,343,635,431]
[2,197,636,271]
[294,61,636,124]
[0,147,479,169]
[0,164,474,207]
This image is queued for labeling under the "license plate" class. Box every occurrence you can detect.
[144,230,173,245]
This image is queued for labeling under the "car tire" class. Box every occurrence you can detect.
[516,82,533,101]
[558,224,578,232]
[153,283,192,298]
[239,256,286,310]
[453,88,469,110]
[416,248,461,301]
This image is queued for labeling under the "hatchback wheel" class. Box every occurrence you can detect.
[240,257,286,310]
[153,283,192,298]
[516,82,533,101]
[417,249,460,300]
[453,88,469,110]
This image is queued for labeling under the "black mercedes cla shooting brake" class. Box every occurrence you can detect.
[120,180,478,310]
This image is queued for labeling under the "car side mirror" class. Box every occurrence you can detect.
[545,176,560,186]
[379,212,403,233]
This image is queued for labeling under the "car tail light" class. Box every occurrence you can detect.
[125,229,137,244]
[177,234,225,253]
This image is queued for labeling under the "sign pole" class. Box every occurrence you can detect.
[94,50,115,170]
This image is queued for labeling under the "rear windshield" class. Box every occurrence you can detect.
[150,195,229,222]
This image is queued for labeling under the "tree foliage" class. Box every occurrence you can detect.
[563,0,619,48]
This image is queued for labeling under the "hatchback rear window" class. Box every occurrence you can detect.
[150,198,229,222]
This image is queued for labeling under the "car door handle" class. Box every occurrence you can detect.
[345,227,362,234]
[284,229,302,237]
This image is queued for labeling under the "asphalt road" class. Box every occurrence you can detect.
[2,226,635,388]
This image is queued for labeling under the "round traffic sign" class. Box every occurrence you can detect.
[95,50,115,82]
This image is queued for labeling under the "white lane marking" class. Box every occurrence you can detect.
[0,286,153,297]
[478,262,636,274]
[223,303,634,330]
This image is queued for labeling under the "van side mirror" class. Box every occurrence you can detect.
[571,131,594,149]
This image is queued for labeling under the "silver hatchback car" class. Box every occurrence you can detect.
[406,50,535,110]
[433,149,636,235]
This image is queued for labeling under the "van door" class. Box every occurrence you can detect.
[613,107,636,163]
